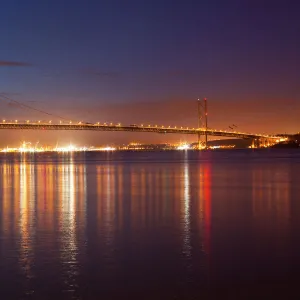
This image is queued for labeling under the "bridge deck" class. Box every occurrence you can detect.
[0,122,280,139]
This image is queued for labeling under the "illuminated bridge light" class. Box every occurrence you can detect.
[2,120,5,122]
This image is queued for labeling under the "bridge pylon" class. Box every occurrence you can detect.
[197,98,208,150]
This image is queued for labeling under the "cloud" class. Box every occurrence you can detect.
[0,61,31,67]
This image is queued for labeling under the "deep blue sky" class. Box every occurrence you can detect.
[0,0,299,145]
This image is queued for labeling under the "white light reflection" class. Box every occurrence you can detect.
[103,164,115,260]
[19,155,35,296]
[2,162,12,235]
[59,154,87,296]
[182,152,191,259]
[61,157,76,293]
[96,164,116,266]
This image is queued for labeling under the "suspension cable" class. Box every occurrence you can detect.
[0,93,70,121]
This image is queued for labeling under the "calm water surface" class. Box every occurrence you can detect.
[0,150,300,299]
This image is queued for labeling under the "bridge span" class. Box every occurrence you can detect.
[0,121,281,140]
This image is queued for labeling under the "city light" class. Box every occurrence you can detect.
[177,143,190,150]
[0,142,116,153]
[96,146,116,151]
[54,144,78,152]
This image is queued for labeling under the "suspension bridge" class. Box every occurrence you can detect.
[0,120,281,140]
[0,95,294,147]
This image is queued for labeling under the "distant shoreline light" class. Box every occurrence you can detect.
[0,143,116,153]
[176,143,190,150]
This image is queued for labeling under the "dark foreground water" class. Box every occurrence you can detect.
[0,150,300,299]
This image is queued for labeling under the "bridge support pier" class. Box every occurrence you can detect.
[259,138,272,148]
[197,133,201,150]
[252,137,273,148]
[251,138,261,148]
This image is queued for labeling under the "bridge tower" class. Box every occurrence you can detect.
[197,98,208,149]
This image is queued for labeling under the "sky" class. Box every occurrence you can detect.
[0,0,299,146]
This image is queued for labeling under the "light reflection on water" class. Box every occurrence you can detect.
[19,158,35,296]
[60,158,79,296]
[182,158,191,259]
[0,150,299,299]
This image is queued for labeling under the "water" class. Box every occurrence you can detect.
[0,149,300,299]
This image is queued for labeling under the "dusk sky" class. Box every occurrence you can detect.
[0,0,299,146]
